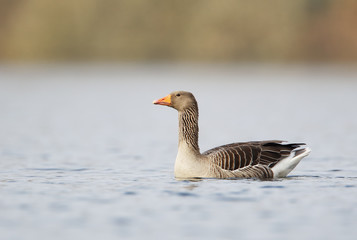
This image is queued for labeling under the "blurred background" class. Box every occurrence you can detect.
[1,1,357,240]
[1,0,357,63]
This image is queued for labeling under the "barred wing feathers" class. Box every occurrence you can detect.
[203,141,305,171]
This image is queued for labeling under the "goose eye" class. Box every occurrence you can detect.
[176,93,181,97]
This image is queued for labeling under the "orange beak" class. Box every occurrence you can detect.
[153,94,171,106]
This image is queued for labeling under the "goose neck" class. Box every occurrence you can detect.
[178,106,200,153]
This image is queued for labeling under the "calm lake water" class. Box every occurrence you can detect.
[1,64,356,240]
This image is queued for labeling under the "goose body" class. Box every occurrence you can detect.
[153,91,311,179]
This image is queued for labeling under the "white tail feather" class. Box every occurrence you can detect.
[272,147,311,178]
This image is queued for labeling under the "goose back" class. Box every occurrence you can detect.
[203,141,305,171]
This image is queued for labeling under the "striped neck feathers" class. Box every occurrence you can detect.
[178,106,200,152]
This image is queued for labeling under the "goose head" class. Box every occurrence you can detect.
[153,91,197,112]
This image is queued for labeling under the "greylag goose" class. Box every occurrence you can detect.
[153,91,311,179]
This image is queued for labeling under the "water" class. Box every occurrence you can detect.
[1,64,357,240]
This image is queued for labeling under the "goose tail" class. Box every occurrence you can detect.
[272,145,311,178]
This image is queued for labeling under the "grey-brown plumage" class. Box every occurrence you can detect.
[203,141,304,178]
[153,91,311,179]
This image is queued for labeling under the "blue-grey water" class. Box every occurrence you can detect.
[1,64,356,240]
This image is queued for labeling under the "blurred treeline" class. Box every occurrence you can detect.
[0,0,356,62]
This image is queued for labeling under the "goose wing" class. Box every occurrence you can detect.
[202,141,304,171]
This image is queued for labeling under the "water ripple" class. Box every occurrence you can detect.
[163,190,199,197]
[26,168,89,172]
[260,185,285,189]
